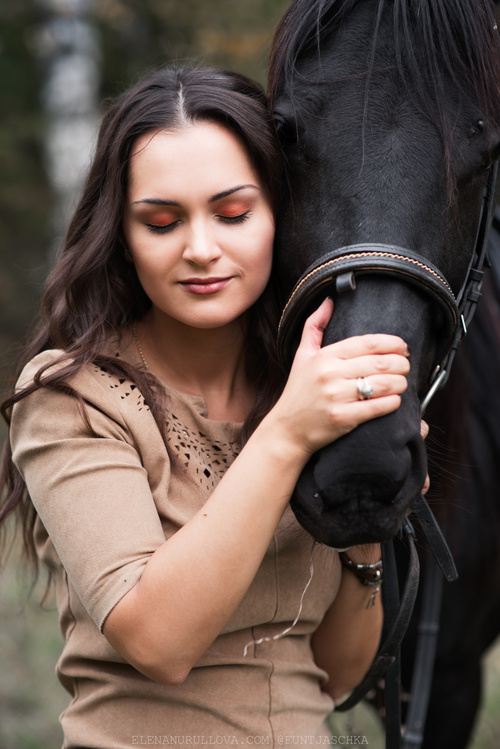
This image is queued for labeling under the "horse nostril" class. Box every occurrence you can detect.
[314,472,404,508]
[312,443,411,507]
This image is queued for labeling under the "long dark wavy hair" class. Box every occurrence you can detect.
[0,66,285,567]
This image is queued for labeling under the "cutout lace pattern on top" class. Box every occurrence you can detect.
[94,361,240,491]
[167,413,240,491]
[93,363,150,412]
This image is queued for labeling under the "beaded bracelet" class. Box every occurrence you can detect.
[339,552,383,609]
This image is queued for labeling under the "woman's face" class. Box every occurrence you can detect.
[123,121,275,332]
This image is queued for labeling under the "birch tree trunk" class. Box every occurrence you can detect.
[34,0,100,259]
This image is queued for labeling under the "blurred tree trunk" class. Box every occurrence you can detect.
[35,0,100,259]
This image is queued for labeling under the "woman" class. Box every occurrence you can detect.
[0,67,412,746]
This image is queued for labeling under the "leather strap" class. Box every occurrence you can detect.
[402,554,444,748]
[383,540,403,749]
[277,244,460,370]
[409,494,458,582]
[335,519,420,714]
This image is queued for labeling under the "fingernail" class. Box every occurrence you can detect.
[404,346,411,358]
[318,296,333,309]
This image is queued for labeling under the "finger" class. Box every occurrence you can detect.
[332,393,404,434]
[322,333,410,361]
[333,352,411,378]
[352,374,408,401]
[294,298,334,359]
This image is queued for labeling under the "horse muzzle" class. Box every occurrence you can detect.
[277,243,458,548]
[290,400,427,548]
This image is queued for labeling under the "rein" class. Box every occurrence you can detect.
[276,162,498,748]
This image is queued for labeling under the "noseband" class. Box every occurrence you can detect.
[277,162,498,412]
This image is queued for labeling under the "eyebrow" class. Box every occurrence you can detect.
[131,184,260,206]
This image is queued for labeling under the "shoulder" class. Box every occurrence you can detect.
[13,348,152,433]
[10,349,169,485]
[16,349,70,390]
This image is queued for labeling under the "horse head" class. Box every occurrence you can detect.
[269,0,500,548]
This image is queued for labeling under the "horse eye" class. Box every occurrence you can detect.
[274,114,300,144]
[469,120,485,137]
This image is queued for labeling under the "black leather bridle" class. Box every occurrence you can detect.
[276,161,498,748]
[277,163,498,414]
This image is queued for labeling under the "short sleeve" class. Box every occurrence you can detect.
[10,356,168,630]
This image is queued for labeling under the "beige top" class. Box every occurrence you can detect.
[10,343,340,748]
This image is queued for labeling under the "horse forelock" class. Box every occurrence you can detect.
[268,0,500,134]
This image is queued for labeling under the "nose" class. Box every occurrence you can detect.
[182,219,222,266]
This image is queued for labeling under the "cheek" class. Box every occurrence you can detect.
[243,233,274,294]
[130,247,173,299]
[251,215,275,271]
[261,241,274,281]
[259,222,275,279]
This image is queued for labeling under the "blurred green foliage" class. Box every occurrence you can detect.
[94,0,290,94]
[0,1,52,390]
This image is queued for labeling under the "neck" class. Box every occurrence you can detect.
[133,310,253,421]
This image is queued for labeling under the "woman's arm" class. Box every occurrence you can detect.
[103,299,410,684]
[311,544,384,701]
[312,420,430,700]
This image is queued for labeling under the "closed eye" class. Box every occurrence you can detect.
[217,210,251,225]
[146,220,180,235]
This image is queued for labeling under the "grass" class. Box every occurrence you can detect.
[0,551,66,749]
[1,542,500,748]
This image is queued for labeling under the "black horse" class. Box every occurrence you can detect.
[268,0,500,746]
[269,0,500,549]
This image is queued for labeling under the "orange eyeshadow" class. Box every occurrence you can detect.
[149,212,178,224]
[218,202,249,217]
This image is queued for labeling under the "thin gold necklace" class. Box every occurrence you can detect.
[132,321,149,369]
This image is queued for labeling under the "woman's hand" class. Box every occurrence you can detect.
[267,298,411,460]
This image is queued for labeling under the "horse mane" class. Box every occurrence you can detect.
[268,0,500,136]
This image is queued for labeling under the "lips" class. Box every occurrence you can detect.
[180,277,233,294]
